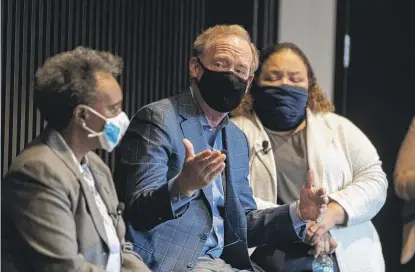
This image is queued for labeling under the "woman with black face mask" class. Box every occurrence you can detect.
[231,43,387,272]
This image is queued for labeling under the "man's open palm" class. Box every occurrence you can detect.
[298,170,329,222]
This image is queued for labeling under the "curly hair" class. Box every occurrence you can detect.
[34,46,123,132]
[232,42,334,117]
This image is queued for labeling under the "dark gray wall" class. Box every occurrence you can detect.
[1,0,280,176]
[334,0,415,270]
[1,0,206,176]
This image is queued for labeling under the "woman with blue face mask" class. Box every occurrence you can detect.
[2,47,150,272]
[232,43,387,272]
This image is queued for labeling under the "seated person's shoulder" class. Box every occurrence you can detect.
[4,143,73,192]
[231,114,257,130]
[87,151,110,172]
[228,119,250,139]
[133,95,179,122]
[319,112,369,144]
[323,112,360,132]
[128,94,186,137]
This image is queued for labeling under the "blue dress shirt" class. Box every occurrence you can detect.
[169,113,227,257]
[168,91,307,258]
[198,115,226,257]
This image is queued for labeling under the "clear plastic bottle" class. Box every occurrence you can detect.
[312,254,334,272]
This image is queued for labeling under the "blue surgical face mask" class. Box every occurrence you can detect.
[252,84,308,131]
[81,106,130,152]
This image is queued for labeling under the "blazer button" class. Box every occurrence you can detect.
[187,263,194,268]
[200,234,208,240]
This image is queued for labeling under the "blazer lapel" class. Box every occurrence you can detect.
[76,170,111,247]
[222,124,246,235]
[178,91,214,208]
[251,113,278,186]
[88,155,117,216]
[306,108,335,188]
[222,125,234,191]
[45,130,110,247]
[178,92,207,154]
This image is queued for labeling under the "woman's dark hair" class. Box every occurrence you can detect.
[233,42,334,117]
[34,46,123,132]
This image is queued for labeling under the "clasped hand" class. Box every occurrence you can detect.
[297,170,339,257]
[306,211,337,258]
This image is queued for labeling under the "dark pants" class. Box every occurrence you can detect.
[192,255,252,272]
[402,257,415,272]
[250,243,340,272]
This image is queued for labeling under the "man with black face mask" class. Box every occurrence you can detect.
[115,25,329,272]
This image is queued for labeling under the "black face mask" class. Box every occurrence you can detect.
[195,58,248,113]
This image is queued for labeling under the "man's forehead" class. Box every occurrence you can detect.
[204,36,252,59]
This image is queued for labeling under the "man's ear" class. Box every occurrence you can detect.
[245,75,255,93]
[189,56,201,80]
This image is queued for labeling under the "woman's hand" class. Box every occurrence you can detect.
[308,232,337,258]
[305,201,347,246]
[305,213,336,246]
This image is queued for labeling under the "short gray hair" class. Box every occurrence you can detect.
[35,46,123,131]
